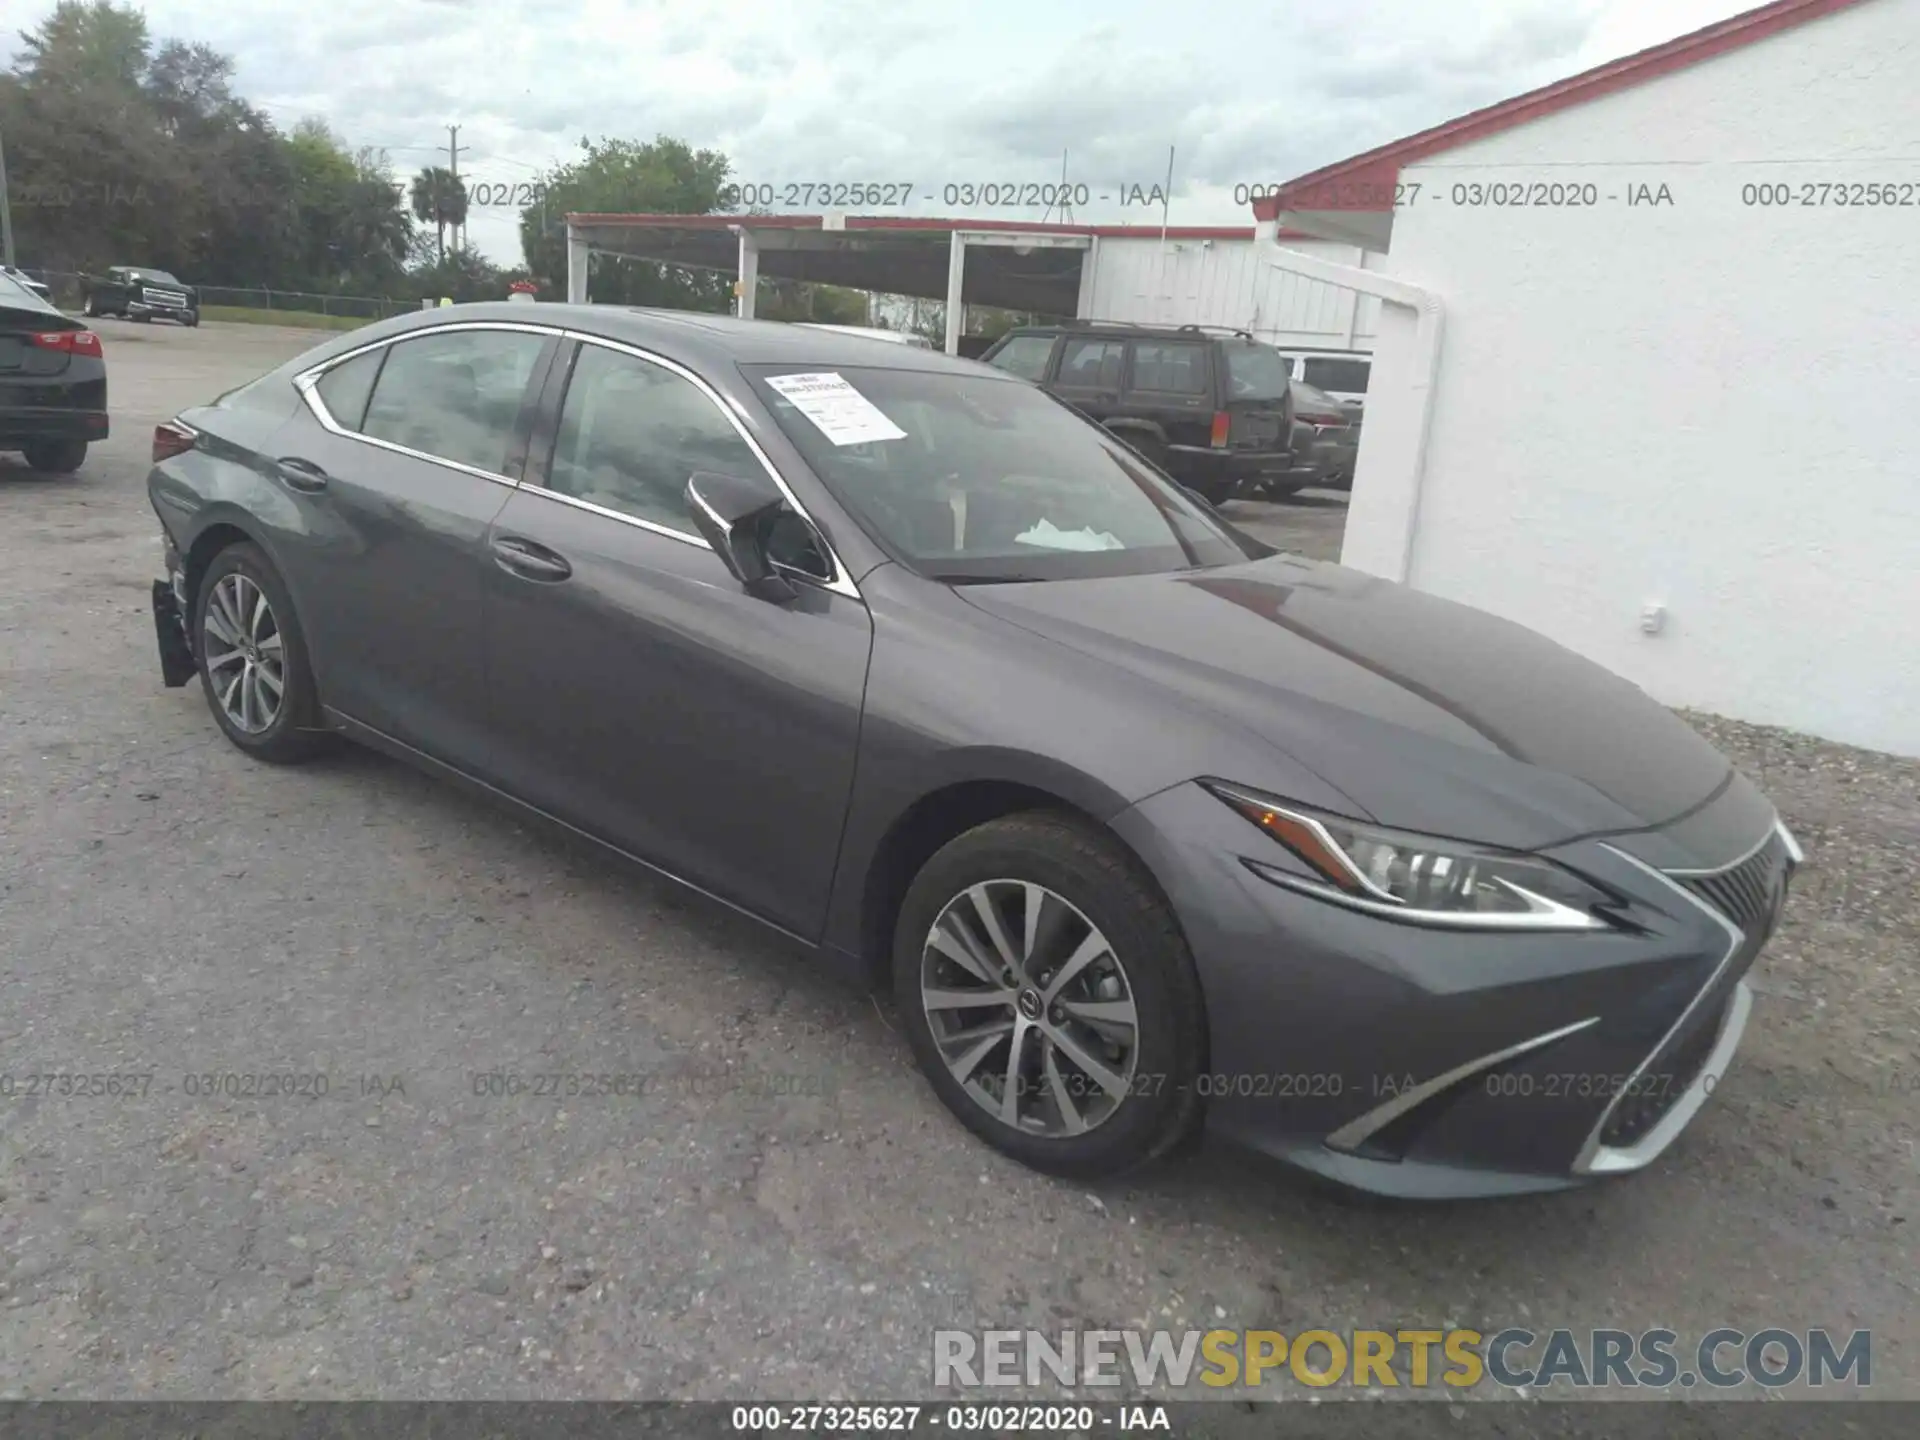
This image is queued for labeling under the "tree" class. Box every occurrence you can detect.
[12,0,149,90]
[1,5,413,290]
[518,135,732,306]
[408,166,467,266]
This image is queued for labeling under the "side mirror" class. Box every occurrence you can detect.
[685,471,799,603]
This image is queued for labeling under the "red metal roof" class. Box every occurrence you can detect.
[1251,0,1872,220]
[566,213,1320,241]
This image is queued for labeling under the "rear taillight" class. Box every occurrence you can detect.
[1209,411,1231,448]
[31,329,102,357]
[153,420,198,463]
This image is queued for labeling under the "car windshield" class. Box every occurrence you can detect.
[130,268,180,284]
[746,365,1255,582]
[1300,356,1370,393]
[1222,342,1292,401]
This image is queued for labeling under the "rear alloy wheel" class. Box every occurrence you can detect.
[22,440,86,474]
[894,812,1206,1178]
[82,294,99,317]
[193,543,328,763]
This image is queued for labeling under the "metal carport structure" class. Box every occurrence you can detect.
[562,214,1258,353]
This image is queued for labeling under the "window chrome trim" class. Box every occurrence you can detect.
[291,322,861,601]
[1572,844,1751,1176]
[504,483,711,552]
[1325,1016,1600,1155]
[293,321,567,490]
[557,330,859,599]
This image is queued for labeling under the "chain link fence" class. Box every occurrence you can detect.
[24,271,418,319]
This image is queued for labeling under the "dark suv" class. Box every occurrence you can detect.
[979,322,1295,504]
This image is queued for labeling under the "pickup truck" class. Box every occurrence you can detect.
[81,266,200,326]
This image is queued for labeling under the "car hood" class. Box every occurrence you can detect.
[958,552,1738,852]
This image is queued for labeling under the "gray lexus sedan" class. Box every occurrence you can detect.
[146,304,1800,1198]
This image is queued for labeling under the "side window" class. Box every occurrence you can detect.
[361,328,547,475]
[1128,341,1210,395]
[312,348,385,432]
[985,334,1057,381]
[1056,338,1125,390]
[544,342,765,535]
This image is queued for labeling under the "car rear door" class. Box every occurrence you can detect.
[479,335,872,939]
[269,321,557,767]
[1122,338,1216,455]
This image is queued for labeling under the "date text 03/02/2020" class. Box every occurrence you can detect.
[719,182,1173,210]
[728,1404,1173,1432]
[1234,179,1677,209]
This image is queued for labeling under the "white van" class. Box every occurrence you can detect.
[1271,349,1371,411]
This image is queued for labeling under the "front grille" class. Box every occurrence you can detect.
[1591,828,1792,1151]
[1598,996,1729,1147]
[1674,830,1791,934]
[143,288,190,308]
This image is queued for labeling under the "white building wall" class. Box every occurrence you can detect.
[1344,0,1920,757]
[1082,236,1383,349]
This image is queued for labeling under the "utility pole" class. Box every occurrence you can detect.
[0,126,16,270]
[447,124,462,256]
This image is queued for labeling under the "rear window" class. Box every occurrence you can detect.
[1222,343,1292,402]
[1300,356,1371,394]
[1128,341,1209,395]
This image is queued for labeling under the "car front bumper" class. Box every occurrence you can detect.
[1112,780,1795,1198]
[128,301,196,319]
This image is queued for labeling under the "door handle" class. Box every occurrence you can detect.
[275,456,331,493]
[490,535,572,582]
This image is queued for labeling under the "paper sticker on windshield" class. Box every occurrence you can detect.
[765,372,907,446]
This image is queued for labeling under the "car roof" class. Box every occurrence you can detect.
[1008,323,1247,343]
[328,303,998,377]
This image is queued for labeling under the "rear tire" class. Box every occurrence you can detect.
[22,440,86,474]
[82,294,98,318]
[193,542,330,764]
[893,811,1206,1180]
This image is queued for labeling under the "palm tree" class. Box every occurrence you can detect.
[408,166,467,265]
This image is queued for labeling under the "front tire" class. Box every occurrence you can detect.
[193,543,329,764]
[22,440,86,473]
[893,811,1206,1179]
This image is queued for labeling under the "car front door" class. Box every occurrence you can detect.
[271,322,556,768]
[479,336,873,938]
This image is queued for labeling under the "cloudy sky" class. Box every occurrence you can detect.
[7,0,1762,265]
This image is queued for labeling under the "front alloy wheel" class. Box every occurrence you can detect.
[894,811,1206,1178]
[921,880,1140,1136]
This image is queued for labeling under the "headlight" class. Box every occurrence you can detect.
[1204,782,1618,931]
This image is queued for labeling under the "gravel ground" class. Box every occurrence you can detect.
[0,319,1913,1404]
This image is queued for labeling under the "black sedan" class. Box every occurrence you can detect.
[1,268,108,473]
[146,305,1798,1197]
